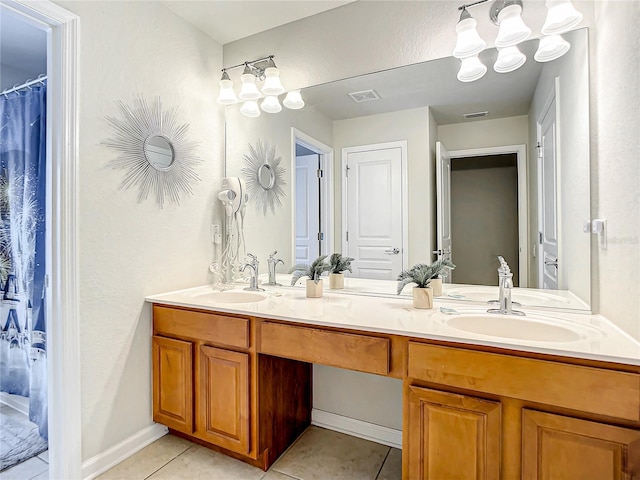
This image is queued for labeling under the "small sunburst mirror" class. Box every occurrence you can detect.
[242,139,286,215]
[103,96,201,208]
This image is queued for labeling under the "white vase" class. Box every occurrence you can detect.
[413,286,434,309]
[431,277,443,297]
[306,278,324,298]
[329,273,344,289]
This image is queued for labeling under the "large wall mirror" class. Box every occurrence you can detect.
[225,28,590,311]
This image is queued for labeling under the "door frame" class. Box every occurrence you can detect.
[448,144,528,287]
[341,141,409,272]
[3,1,81,479]
[291,128,334,263]
[536,81,560,289]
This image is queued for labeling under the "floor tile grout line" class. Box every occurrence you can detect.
[374,447,392,480]
[142,445,195,480]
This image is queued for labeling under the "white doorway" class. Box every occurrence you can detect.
[537,90,559,289]
[342,141,408,279]
[437,142,528,286]
[292,129,333,265]
[2,1,81,479]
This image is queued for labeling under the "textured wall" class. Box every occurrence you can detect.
[55,0,224,461]
[590,0,640,338]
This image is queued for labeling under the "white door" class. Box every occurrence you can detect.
[344,145,404,279]
[295,154,320,264]
[435,142,453,282]
[538,97,559,289]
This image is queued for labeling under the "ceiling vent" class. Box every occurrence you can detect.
[348,89,381,103]
[463,111,489,119]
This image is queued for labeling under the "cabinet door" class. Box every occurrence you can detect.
[523,410,640,480]
[407,386,501,480]
[152,336,193,433]
[197,345,250,454]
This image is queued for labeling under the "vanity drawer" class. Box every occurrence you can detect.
[259,322,390,375]
[153,305,249,349]
[408,342,640,421]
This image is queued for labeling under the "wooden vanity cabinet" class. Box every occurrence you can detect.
[152,305,312,471]
[404,341,640,480]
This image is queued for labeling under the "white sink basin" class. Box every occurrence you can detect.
[445,314,582,342]
[195,291,266,304]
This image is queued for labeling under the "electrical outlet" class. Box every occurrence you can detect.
[211,224,221,244]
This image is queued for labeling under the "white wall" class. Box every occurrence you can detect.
[590,0,640,338]
[437,115,529,151]
[55,0,224,461]
[332,107,434,266]
[528,28,591,303]
[225,105,333,268]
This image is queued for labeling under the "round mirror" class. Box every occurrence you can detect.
[144,134,175,170]
[258,163,275,190]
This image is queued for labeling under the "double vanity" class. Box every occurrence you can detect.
[146,282,640,479]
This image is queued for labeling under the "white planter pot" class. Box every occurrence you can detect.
[413,286,434,309]
[306,278,324,298]
[329,273,344,289]
[430,278,443,297]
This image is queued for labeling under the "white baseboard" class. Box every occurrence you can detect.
[311,409,402,449]
[82,423,168,480]
[0,392,30,415]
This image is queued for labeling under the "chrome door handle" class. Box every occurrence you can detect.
[385,248,400,255]
[432,249,451,256]
[544,259,558,267]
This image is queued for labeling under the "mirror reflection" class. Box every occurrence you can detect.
[225,28,590,310]
[144,134,174,170]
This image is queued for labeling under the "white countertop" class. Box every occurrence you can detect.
[146,283,640,367]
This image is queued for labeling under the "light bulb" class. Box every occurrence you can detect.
[494,45,526,73]
[541,0,583,35]
[262,67,285,95]
[283,90,305,109]
[239,66,261,100]
[535,34,571,62]
[453,10,486,59]
[495,4,531,48]
[457,56,487,83]
[240,101,261,118]
[216,72,237,105]
[261,96,282,113]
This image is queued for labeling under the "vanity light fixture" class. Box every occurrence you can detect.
[453,0,582,81]
[216,55,304,117]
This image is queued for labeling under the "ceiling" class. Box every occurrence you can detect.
[301,38,545,125]
[161,1,354,45]
[0,6,47,91]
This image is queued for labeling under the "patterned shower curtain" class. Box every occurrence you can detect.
[0,83,48,439]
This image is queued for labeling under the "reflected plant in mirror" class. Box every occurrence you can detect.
[103,96,201,208]
[241,139,286,214]
[328,253,354,289]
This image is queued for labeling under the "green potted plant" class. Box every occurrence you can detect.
[327,253,354,289]
[397,263,439,309]
[289,255,331,298]
[428,258,456,297]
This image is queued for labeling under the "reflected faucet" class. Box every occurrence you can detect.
[240,253,264,292]
[266,251,284,286]
[488,256,525,316]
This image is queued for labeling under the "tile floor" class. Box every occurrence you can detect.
[98,427,402,480]
[0,403,49,480]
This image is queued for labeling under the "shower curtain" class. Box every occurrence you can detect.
[0,83,48,439]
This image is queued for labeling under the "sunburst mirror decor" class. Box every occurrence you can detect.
[241,139,286,215]
[103,96,201,208]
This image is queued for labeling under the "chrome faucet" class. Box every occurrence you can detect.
[239,253,264,292]
[488,256,525,316]
[266,251,284,286]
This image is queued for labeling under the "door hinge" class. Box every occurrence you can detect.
[317,232,324,241]
[345,165,350,177]
[317,169,324,179]
[346,231,349,242]
[45,274,49,288]
[536,142,543,160]
[539,231,543,244]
